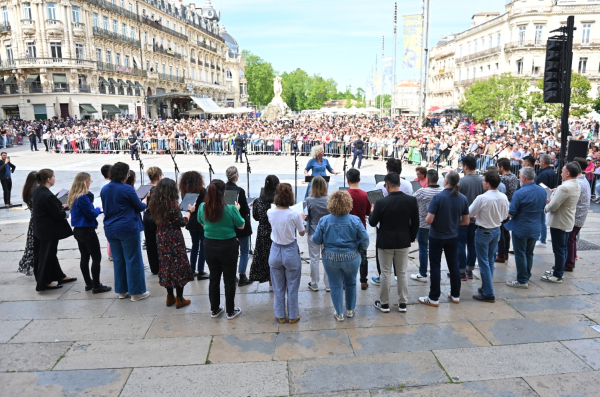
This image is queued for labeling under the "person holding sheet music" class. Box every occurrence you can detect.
[143,167,163,275]
[18,172,38,276]
[304,145,340,199]
[31,169,77,291]
[304,176,330,292]
[68,172,111,294]
[179,171,209,280]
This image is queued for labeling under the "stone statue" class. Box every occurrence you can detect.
[273,76,282,98]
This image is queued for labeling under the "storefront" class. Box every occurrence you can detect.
[2,105,20,120]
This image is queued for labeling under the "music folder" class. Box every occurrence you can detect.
[224,190,239,205]
[366,189,385,205]
[305,176,330,183]
[55,189,69,205]
[374,174,386,184]
[539,183,553,200]
[410,181,423,192]
[136,185,153,200]
[180,193,199,211]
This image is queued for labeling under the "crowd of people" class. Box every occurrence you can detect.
[13,138,593,320]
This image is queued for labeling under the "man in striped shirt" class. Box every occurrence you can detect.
[411,169,444,283]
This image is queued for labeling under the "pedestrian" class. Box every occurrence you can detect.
[199,179,245,320]
[0,152,15,207]
[369,172,419,313]
[68,172,112,294]
[564,158,591,272]
[351,134,365,169]
[346,168,371,290]
[143,167,163,275]
[468,169,509,302]
[268,183,306,324]
[541,163,580,283]
[101,162,149,301]
[27,129,38,151]
[100,164,112,262]
[496,158,519,263]
[419,171,470,307]
[313,190,369,321]
[148,178,194,309]
[234,132,245,163]
[18,171,38,276]
[535,154,558,247]
[179,171,209,280]
[304,176,330,292]
[32,169,77,291]
[505,167,547,288]
[250,175,279,286]
[225,166,253,287]
[128,133,139,160]
[456,155,483,280]
[411,169,444,283]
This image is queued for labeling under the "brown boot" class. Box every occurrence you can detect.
[166,294,175,307]
[175,296,191,309]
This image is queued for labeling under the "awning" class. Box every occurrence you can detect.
[1,105,18,109]
[133,55,141,69]
[190,97,221,112]
[108,78,118,86]
[3,76,15,85]
[117,79,127,87]
[98,77,109,85]
[53,74,67,84]
[134,81,143,89]
[126,80,134,88]
[102,104,121,114]
[24,74,39,84]
[80,104,98,113]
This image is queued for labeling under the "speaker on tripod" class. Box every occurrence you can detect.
[567,140,589,162]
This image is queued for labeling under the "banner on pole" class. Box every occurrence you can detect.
[402,14,423,69]
[382,56,393,86]
[373,73,382,96]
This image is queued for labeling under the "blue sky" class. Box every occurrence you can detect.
[195,0,506,94]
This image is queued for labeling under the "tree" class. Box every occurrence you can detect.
[593,95,600,114]
[306,76,338,109]
[375,94,392,109]
[242,50,275,107]
[459,73,529,121]
[281,69,311,111]
[356,87,365,101]
[530,72,593,118]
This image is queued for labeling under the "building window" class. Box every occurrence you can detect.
[467,43,470,55]
[26,41,36,58]
[106,50,112,64]
[488,35,492,49]
[191,68,195,80]
[120,0,124,8]
[497,33,501,48]
[474,40,477,54]
[534,25,543,45]
[459,46,463,58]
[50,42,62,59]
[458,69,461,83]
[582,24,591,44]
[128,3,132,12]
[93,13,98,27]
[517,59,523,74]
[578,57,588,74]
[169,65,172,76]
[125,55,130,67]
[103,16,108,30]
[72,6,81,23]
[146,60,150,70]
[96,48,102,62]
[175,66,178,77]
[162,63,165,74]
[75,43,84,59]
[23,3,32,19]
[154,61,158,72]
[144,32,147,44]
[174,43,177,53]
[130,26,135,39]
[113,20,117,33]
[47,3,58,20]
[225,68,232,80]
[116,53,120,65]
[518,26,526,45]
[122,23,126,37]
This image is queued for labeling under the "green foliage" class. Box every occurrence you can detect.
[242,50,275,107]
[459,73,529,122]
[375,94,392,109]
[593,95,600,114]
[530,73,592,118]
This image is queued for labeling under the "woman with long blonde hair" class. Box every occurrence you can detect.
[68,172,111,293]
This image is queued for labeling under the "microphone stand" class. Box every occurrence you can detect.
[138,155,145,186]
[244,149,251,198]
[169,150,180,183]
[203,150,214,182]
[294,143,299,203]
[342,146,348,188]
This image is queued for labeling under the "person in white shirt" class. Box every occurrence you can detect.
[375,158,413,196]
[468,169,509,302]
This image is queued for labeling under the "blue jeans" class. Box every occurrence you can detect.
[417,228,429,277]
[512,234,536,284]
[189,229,205,274]
[539,212,547,243]
[429,236,460,301]
[550,228,569,278]
[238,236,250,274]
[457,223,477,272]
[474,227,500,297]
[323,255,361,315]
[269,241,302,319]
[352,149,363,168]
[107,233,147,296]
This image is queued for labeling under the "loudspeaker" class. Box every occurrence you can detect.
[567,140,588,162]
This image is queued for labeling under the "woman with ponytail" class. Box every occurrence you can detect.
[198,179,245,320]
[32,169,76,291]
[18,171,38,276]
[250,175,279,286]
[143,166,163,275]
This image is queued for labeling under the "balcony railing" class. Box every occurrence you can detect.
[29,84,43,93]
[153,45,182,59]
[99,85,106,94]
[573,41,600,48]
[72,22,85,30]
[190,57,196,64]
[21,19,35,33]
[456,46,502,63]
[504,41,546,51]
[53,85,69,93]
[93,26,140,47]
[97,61,148,77]
[157,73,185,83]
[0,22,10,33]
[216,66,221,72]
[82,0,141,24]
[79,84,91,93]
[46,19,63,30]
[141,17,188,41]
[0,58,96,70]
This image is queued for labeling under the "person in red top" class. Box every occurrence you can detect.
[346,168,371,290]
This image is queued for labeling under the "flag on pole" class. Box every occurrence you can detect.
[382,56,393,86]
[402,14,423,69]
[373,73,382,96]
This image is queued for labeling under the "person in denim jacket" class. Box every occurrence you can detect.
[313,191,369,322]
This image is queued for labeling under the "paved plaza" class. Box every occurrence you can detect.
[1,145,600,396]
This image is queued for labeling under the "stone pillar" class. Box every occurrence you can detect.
[35,0,49,58]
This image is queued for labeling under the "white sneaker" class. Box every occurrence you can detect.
[411,274,428,283]
[131,291,150,301]
[118,293,129,299]
[227,307,242,320]
[536,241,546,247]
[325,287,330,292]
[418,296,439,307]
[541,275,563,283]
[308,282,318,292]
[449,296,460,304]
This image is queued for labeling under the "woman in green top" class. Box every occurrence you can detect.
[198,179,245,320]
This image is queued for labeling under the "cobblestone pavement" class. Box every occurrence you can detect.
[1,145,600,396]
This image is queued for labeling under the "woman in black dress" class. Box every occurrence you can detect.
[250,175,279,285]
[179,171,209,281]
[143,167,163,275]
[18,171,38,276]
[32,169,77,291]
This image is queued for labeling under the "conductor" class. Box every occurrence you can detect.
[304,145,340,198]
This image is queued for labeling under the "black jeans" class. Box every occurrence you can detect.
[73,227,102,288]
[43,139,49,151]
[428,236,460,301]
[1,177,12,205]
[30,139,38,151]
[498,222,511,259]
[204,237,239,313]
[359,247,369,283]
[235,147,243,162]
[143,212,159,274]
[33,237,67,291]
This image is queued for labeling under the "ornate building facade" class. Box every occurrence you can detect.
[0,0,247,120]
[426,0,600,111]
